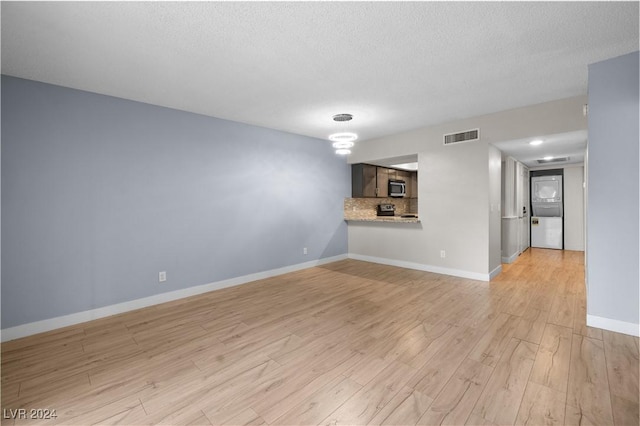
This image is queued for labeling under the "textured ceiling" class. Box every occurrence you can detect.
[2,2,638,144]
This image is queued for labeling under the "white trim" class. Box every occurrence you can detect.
[348,253,490,282]
[501,252,520,264]
[0,254,348,342]
[587,314,639,337]
[489,265,503,280]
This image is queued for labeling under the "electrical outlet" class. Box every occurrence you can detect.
[440,250,446,258]
[159,271,167,282]
[303,247,308,255]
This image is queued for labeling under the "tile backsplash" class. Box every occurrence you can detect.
[344,197,417,220]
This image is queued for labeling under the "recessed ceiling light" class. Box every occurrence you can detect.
[543,156,554,161]
[390,162,418,171]
[530,139,543,146]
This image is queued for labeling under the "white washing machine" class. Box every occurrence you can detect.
[531,216,563,249]
[531,175,563,249]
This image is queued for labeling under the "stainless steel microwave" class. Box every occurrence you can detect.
[389,179,406,197]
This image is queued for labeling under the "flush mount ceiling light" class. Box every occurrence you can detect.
[530,139,543,146]
[543,156,554,161]
[329,113,357,155]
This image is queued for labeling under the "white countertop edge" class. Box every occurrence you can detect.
[344,217,420,223]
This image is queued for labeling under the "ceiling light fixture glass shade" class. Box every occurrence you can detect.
[329,132,358,142]
[330,114,356,155]
[332,140,355,149]
[529,139,543,146]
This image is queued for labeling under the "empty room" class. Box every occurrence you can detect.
[1,2,639,425]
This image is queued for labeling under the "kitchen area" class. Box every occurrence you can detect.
[342,96,591,283]
[344,159,419,223]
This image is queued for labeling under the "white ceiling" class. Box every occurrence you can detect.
[491,130,588,168]
[2,2,638,143]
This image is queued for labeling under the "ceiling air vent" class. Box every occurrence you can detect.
[443,128,480,145]
[537,157,569,164]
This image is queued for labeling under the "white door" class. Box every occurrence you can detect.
[515,163,530,253]
[521,166,530,251]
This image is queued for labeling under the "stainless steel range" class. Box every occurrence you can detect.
[377,203,395,216]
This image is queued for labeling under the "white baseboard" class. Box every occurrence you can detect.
[587,314,639,337]
[501,252,520,264]
[489,265,503,280]
[1,254,348,342]
[348,253,490,282]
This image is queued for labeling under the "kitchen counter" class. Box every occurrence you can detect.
[345,215,420,223]
[344,198,419,224]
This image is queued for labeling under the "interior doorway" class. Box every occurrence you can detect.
[501,156,530,263]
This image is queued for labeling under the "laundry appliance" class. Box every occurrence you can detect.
[530,174,563,249]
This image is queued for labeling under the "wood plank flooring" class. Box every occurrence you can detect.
[1,248,638,425]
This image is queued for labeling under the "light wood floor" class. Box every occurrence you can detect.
[1,249,638,425]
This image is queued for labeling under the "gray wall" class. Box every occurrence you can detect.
[1,76,349,328]
[587,51,639,326]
